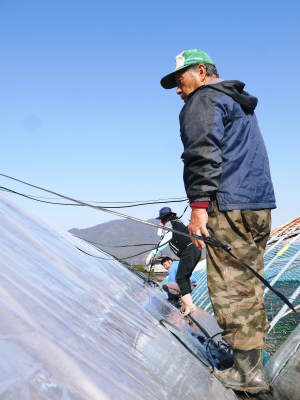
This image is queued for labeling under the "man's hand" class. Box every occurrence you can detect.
[188,208,209,249]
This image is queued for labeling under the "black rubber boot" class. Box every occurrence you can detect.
[214,362,243,389]
[214,349,270,394]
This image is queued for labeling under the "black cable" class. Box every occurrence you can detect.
[159,319,213,369]
[76,243,223,370]
[0,173,221,249]
[85,198,188,209]
[75,236,156,262]
[177,204,189,219]
[20,195,188,204]
[1,187,158,251]
[226,247,296,313]
[0,187,82,206]
[187,314,212,339]
[118,247,156,260]
[0,186,188,208]
[75,246,115,260]
[0,173,296,313]
[205,331,225,371]
[206,226,297,313]
[76,241,159,285]
[79,238,157,248]
[78,237,157,259]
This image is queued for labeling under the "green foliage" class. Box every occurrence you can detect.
[133,264,145,271]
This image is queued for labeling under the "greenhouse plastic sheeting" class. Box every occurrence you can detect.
[0,194,237,400]
[265,323,300,400]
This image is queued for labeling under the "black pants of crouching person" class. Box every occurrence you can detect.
[176,244,201,296]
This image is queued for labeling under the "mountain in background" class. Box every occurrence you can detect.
[69,218,176,265]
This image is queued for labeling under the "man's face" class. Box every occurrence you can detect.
[163,260,172,270]
[175,65,203,102]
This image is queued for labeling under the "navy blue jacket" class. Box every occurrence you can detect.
[179,80,276,211]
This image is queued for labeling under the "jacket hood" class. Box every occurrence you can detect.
[206,80,258,113]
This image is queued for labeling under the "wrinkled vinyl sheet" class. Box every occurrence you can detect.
[266,324,300,400]
[0,194,236,400]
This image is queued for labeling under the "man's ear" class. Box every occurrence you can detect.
[198,64,207,81]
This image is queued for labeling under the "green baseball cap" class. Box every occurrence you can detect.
[160,49,214,89]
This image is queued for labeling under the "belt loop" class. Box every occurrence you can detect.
[208,199,214,214]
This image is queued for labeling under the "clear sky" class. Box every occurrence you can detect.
[0,0,299,232]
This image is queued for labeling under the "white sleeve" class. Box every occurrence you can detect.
[145,251,154,266]
[146,223,173,265]
[154,223,172,255]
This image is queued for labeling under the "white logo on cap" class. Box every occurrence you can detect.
[175,51,185,70]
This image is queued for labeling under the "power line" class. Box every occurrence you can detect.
[20,195,188,204]
[78,239,157,248]
[0,187,82,206]
[0,173,295,312]
[75,240,159,286]
[0,186,188,208]
[78,237,156,260]
[0,173,228,248]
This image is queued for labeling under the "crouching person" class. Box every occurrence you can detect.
[161,256,197,308]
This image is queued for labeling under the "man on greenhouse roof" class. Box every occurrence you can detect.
[160,48,276,394]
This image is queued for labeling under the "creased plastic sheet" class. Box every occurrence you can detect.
[265,323,300,400]
[0,194,237,400]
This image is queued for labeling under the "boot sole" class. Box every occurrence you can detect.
[241,387,270,395]
[232,386,270,394]
[213,370,270,394]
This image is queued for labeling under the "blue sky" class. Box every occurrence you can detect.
[0,0,299,231]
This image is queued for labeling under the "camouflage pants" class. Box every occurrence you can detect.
[206,202,271,350]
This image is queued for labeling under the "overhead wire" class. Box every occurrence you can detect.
[117,248,155,260]
[0,187,82,206]
[0,186,167,255]
[17,196,188,204]
[0,172,296,312]
[22,195,188,204]
[75,246,114,260]
[82,239,157,248]
[75,238,159,285]
[0,173,221,249]
[0,186,188,208]
[0,184,161,256]
[77,237,157,260]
